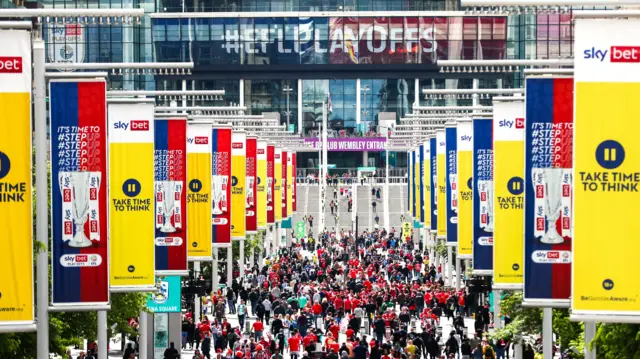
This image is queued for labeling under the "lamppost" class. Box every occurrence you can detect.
[283,84,293,130]
[360,85,370,132]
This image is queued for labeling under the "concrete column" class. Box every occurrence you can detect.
[543,308,553,359]
[239,238,245,278]
[494,290,502,329]
[194,261,201,322]
[356,78,361,125]
[139,311,148,359]
[298,79,303,135]
[455,254,461,290]
[97,311,107,359]
[169,312,182,356]
[212,248,219,294]
[585,321,597,359]
[514,343,523,359]
[227,247,233,288]
[446,246,452,287]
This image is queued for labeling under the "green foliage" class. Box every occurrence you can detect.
[435,238,447,258]
[593,324,640,359]
[491,291,542,342]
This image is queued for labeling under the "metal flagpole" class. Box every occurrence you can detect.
[34,34,49,359]
[212,248,219,294]
[194,261,201,321]
[98,311,107,358]
[322,103,328,232]
[384,132,390,232]
[317,117,323,236]
[139,311,148,359]
[543,308,553,359]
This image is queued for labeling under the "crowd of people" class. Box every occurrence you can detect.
[174,222,529,359]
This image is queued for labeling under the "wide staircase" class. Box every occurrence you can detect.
[292,182,411,237]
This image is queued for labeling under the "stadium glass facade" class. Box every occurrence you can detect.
[20,0,578,168]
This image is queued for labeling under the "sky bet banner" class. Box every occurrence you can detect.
[446,125,458,246]
[274,147,283,223]
[211,126,232,247]
[572,18,640,321]
[493,100,525,290]
[282,150,289,219]
[246,136,257,234]
[154,118,188,276]
[292,152,297,213]
[430,137,437,232]
[436,130,447,239]
[523,77,573,307]
[473,118,493,275]
[0,30,34,327]
[287,151,294,217]
[257,140,268,229]
[187,123,213,261]
[414,149,421,222]
[267,144,275,225]
[457,120,473,259]
[231,131,246,239]
[419,144,425,223]
[422,142,431,228]
[108,102,156,292]
[50,80,109,308]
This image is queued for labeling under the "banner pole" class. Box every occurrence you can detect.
[494,290,502,329]
[584,321,596,359]
[227,247,233,289]
[455,254,461,291]
[139,310,148,359]
[543,307,553,359]
[384,136,390,232]
[239,238,245,280]
[249,234,255,269]
[97,310,107,359]
[446,246,452,287]
[194,261,201,322]
[212,248,219,295]
[34,36,50,359]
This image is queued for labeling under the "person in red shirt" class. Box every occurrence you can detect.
[344,297,352,313]
[288,330,302,359]
[334,296,343,310]
[252,320,264,341]
[329,320,340,339]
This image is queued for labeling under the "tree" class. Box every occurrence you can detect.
[593,324,640,359]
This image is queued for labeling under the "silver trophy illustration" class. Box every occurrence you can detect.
[267,178,273,203]
[477,180,494,232]
[211,175,226,215]
[538,168,565,244]
[59,171,94,248]
[158,181,180,233]
[432,175,438,205]
[246,176,255,208]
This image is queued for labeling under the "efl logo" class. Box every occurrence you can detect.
[131,120,150,131]
[0,57,22,73]
[195,136,209,144]
[232,142,243,149]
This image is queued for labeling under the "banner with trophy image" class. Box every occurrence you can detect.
[493,99,525,290]
[282,150,289,219]
[287,151,294,216]
[430,137,437,231]
[436,130,447,238]
[257,140,268,229]
[230,131,246,240]
[408,151,413,217]
[108,101,156,292]
[292,151,297,213]
[0,30,34,327]
[211,126,232,247]
[571,18,640,321]
[445,125,458,246]
[523,77,573,306]
[50,80,109,307]
[457,120,473,259]
[187,123,213,261]
[154,118,188,276]
[472,118,494,275]
[267,144,275,224]
[422,141,431,228]
[246,136,257,234]
[274,147,283,223]
[414,148,421,223]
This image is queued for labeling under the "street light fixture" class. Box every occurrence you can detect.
[283,84,294,131]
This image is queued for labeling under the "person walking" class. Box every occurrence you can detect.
[376,188,381,200]
[237,299,247,329]
[372,201,377,213]
[334,188,338,199]
[164,342,180,359]
[201,334,211,359]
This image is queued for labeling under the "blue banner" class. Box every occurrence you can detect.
[472,118,494,274]
[430,137,437,231]
[147,276,182,313]
[412,150,416,217]
[446,126,458,245]
[407,151,411,216]
[420,144,425,222]
[50,80,109,308]
[523,77,573,305]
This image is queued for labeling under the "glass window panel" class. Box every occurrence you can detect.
[549,24,559,41]
[493,17,507,40]
[167,22,180,41]
[358,17,374,64]
[195,19,210,41]
[419,17,436,64]
[447,17,463,40]
[434,17,448,40]
[373,17,388,64]
[479,17,492,40]
[463,17,477,40]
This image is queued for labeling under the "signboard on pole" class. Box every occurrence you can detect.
[414,148,421,222]
[153,313,169,359]
[457,119,473,259]
[408,152,413,217]
[472,118,494,276]
[187,123,213,261]
[493,99,525,290]
[292,151,297,213]
[287,151,294,216]
[422,141,431,229]
[146,276,181,313]
[212,126,232,247]
[436,130,447,239]
[246,136,257,234]
[571,18,640,322]
[274,147,283,223]
[445,125,458,246]
[295,221,306,238]
[282,150,289,219]
[267,144,275,225]
[108,102,156,292]
[154,118,188,276]
[430,137,437,232]
[257,140,268,229]
[231,131,246,240]
[0,30,35,329]
[50,79,109,308]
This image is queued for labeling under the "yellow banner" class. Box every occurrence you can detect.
[415,149,421,222]
[231,132,246,239]
[457,121,473,258]
[287,152,293,216]
[257,141,267,229]
[408,152,413,217]
[423,142,431,227]
[108,103,156,290]
[0,94,33,323]
[436,130,447,238]
[493,100,525,289]
[402,222,412,239]
[187,123,212,260]
[0,30,33,327]
[274,148,283,222]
